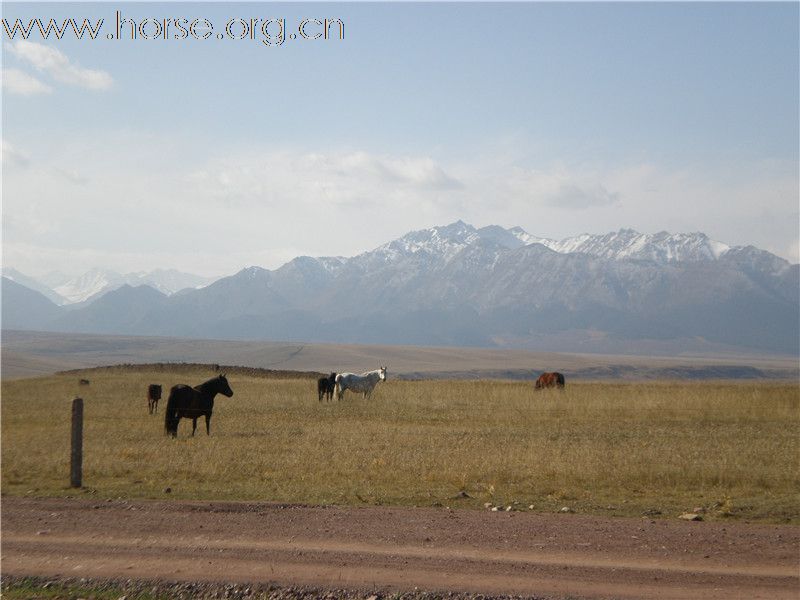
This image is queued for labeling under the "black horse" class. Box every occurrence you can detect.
[147,383,162,415]
[164,374,234,437]
[317,372,337,402]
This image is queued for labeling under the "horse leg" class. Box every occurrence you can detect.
[192,417,198,436]
[167,415,179,438]
[205,414,211,435]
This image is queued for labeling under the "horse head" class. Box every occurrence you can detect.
[379,366,387,380]
[218,374,234,397]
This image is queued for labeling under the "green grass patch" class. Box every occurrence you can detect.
[0,576,163,600]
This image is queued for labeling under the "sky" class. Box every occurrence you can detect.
[2,1,798,279]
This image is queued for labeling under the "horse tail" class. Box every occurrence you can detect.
[317,378,325,402]
[164,387,179,436]
[333,374,343,400]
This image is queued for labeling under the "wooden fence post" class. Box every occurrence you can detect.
[70,397,83,488]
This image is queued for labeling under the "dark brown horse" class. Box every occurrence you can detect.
[534,372,565,390]
[147,384,162,414]
[164,374,233,437]
[317,372,337,402]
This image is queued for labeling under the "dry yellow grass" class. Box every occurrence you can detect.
[2,368,798,522]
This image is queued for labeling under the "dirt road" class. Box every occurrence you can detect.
[2,497,798,599]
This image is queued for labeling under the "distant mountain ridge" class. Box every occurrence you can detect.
[2,267,215,305]
[342,221,757,267]
[1,268,66,305]
[530,228,732,263]
[2,222,797,355]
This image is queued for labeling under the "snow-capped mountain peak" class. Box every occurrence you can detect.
[54,268,121,304]
[507,226,555,248]
[137,268,216,294]
[43,268,216,304]
[370,221,480,263]
[538,228,731,263]
[3,221,796,356]
[1,267,67,305]
[3,222,759,311]
[362,222,736,268]
[373,221,533,263]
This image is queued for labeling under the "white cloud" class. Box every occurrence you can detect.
[3,134,798,278]
[1,139,30,166]
[505,165,621,210]
[788,240,800,264]
[2,141,469,276]
[53,166,89,185]
[1,67,52,95]
[6,40,112,90]
[435,154,800,264]
[329,152,463,190]
[187,150,463,211]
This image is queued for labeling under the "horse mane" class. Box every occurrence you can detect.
[195,375,225,392]
[164,386,181,435]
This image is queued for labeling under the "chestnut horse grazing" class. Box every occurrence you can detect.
[534,372,565,390]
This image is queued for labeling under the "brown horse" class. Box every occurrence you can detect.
[534,372,565,390]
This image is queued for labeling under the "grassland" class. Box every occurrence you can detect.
[2,366,798,523]
[4,330,798,381]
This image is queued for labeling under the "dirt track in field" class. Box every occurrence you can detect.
[2,497,798,599]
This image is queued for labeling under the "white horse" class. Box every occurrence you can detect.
[334,367,387,400]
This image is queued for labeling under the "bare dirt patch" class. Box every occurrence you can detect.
[2,497,797,599]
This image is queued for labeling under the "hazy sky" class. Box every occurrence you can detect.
[2,2,798,278]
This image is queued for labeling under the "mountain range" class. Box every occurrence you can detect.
[1,267,214,305]
[2,222,798,355]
